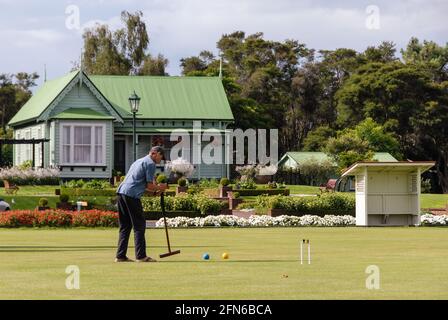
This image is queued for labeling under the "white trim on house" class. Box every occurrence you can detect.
[59,121,107,166]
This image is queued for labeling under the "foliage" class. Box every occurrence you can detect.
[156,174,168,184]
[59,194,69,203]
[253,193,355,216]
[198,178,219,188]
[219,177,230,186]
[421,179,432,194]
[297,159,337,186]
[0,210,118,228]
[177,178,187,187]
[142,194,226,214]
[82,179,111,190]
[38,198,48,207]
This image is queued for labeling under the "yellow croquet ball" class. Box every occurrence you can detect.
[222,252,229,259]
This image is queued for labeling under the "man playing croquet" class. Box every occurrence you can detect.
[115,146,167,263]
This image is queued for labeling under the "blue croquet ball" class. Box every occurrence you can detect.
[202,253,210,260]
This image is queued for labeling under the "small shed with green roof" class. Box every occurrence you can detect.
[8,70,234,179]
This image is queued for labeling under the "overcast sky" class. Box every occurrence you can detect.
[0,0,446,87]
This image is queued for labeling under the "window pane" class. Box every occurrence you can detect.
[63,146,71,163]
[63,127,70,144]
[82,127,91,144]
[74,127,83,144]
[95,127,102,145]
[95,146,102,163]
[74,146,91,163]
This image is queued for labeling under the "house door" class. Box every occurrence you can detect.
[114,140,126,174]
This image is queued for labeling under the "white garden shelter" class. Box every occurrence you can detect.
[341,161,435,226]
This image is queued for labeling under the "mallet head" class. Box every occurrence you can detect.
[159,250,181,258]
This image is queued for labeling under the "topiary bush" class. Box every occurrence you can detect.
[59,194,69,203]
[156,174,168,184]
[38,198,49,207]
[220,177,230,186]
[178,178,187,187]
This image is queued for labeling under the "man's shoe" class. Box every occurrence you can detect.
[136,256,157,263]
[114,257,134,262]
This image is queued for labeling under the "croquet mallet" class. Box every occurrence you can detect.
[159,192,181,258]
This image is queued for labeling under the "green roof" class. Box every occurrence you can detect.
[8,71,78,126]
[8,71,234,127]
[281,152,398,166]
[51,108,115,120]
[89,75,234,120]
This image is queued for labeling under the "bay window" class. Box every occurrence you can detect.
[60,122,106,165]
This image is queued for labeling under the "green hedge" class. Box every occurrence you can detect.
[60,187,175,197]
[254,193,355,216]
[236,189,290,196]
[141,194,227,215]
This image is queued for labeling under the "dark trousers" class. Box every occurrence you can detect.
[116,194,147,260]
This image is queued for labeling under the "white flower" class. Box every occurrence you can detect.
[154,214,357,228]
[165,158,194,177]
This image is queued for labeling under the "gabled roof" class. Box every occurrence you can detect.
[8,71,234,127]
[341,161,435,176]
[280,151,398,166]
[8,71,78,126]
[88,75,234,120]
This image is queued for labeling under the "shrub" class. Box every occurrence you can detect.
[220,177,230,186]
[82,179,111,190]
[65,179,85,188]
[60,194,69,203]
[156,174,168,184]
[198,178,219,188]
[421,178,432,193]
[178,178,187,187]
[253,193,355,216]
[232,192,240,199]
[142,194,226,214]
[240,179,256,189]
[38,198,49,207]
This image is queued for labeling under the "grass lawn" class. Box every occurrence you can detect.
[0,227,447,299]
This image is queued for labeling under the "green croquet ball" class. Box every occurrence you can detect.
[202,253,210,260]
[222,252,229,259]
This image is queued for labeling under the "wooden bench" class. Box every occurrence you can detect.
[3,180,19,194]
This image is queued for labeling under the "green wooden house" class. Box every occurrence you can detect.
[278,151,398,191]
[8,70,234,179]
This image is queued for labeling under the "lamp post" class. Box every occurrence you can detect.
[129,91,140,162]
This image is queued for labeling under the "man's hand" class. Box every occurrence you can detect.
[145,182,168,196]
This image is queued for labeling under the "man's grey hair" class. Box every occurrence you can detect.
[150,146,165,158]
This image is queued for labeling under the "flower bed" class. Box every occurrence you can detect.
[420,214,448,226]
[155,214,356,228]
[0,209,118,228]
[0,167,60,186]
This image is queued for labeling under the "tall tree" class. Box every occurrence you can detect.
[336,61,448,192]
[81,10,167,75]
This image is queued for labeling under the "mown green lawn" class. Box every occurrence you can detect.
[0,227,447,299]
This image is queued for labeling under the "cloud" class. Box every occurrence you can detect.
[0,0,447,78]
[1,29,66,48]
